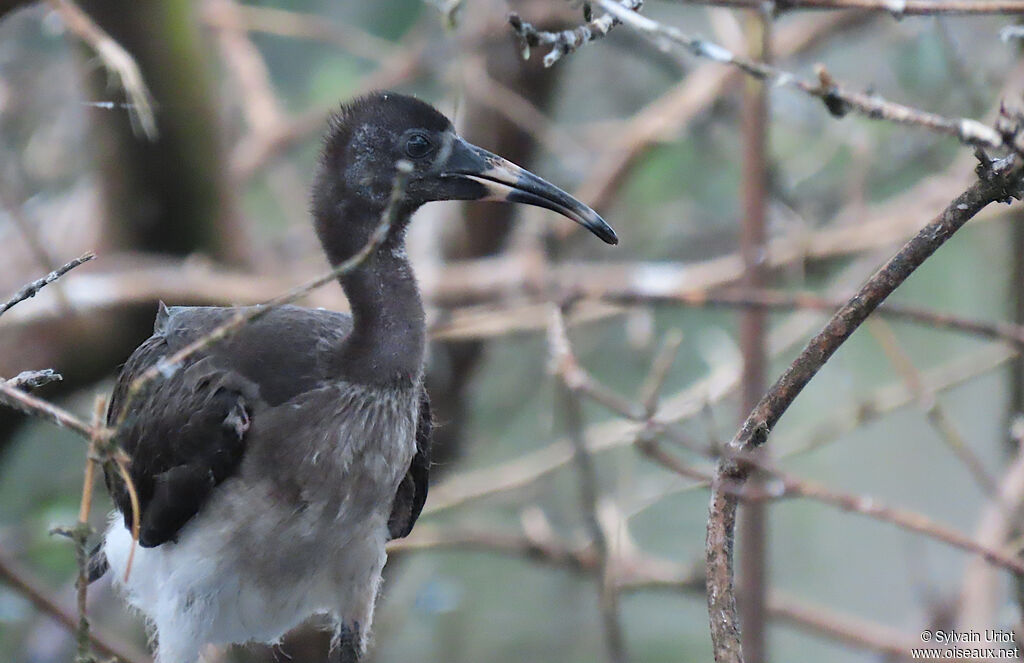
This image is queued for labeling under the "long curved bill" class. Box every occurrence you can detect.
[441,138,618,245]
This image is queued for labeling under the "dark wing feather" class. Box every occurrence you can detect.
[104,305,351,548]
[388,389,432,540]
[105,343,257,547]
[104,303,432,548]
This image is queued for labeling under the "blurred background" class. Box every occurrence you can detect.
[0,0,1022,661]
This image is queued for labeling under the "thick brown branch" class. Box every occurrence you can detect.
[706,157,1024,662]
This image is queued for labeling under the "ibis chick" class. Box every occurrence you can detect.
[95,92,617,663]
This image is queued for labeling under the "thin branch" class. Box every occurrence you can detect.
[229,32,429,182]
[0,377,96,440]
[766,590,919,659]
[638,329,684,416]
[571,10,873,214]
[787,343,1015,457]
[207,0,285,135]
[595,0,1016,152]
[509,0,644,67]
[9,369,63,391]
[110,161,414,430]
[48,0,158,139]
[0,184,76,314]
[426,260,909,516]
[0,545,150,663]
[638,439,1024,576]
[201,2,394,63]
[706,155,1024,663]
[113,453,140,581]
[672,0,1024,15]
[388,524,920,659]
[540,314,1024,578]
[550,309,647,420]
[549,307,628,663]
[0,253,94,319]
[866,318,996,495]
[67,396,106,662]
[599,287,1024,350]
[387,524,602,576]
[959,427,1024,630]
[434,283,1024,348]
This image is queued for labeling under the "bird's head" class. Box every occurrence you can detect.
[312,92,617,256]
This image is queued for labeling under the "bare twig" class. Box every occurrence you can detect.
[206,0,285,135]
[959,425,1024,630]
[0,545,150,663]
[111,162,414,430]
[595,0,1016,152]
[388,524,919,658]
[48,0,158,139]
[114,453,140,581]
[571,10,872,214]
[788,344,1015,456]
[596,287,1024,350]
[0,253,94,319]
[638,330,684,416]
[201,2,394,63]
[0,377,96,439]
[425,260,931,516]
[867,318,996,494]
[540,313,1024,579]
[509,0,644,67]
[65,396,107,663]
[549,307,628,663]
[706,156,1024,663]
[766,590,918,659]
[433,283,1024,349]
[638,439,1024,576]
[9,369,63,391]
[229,32,429,182]
[0,184,76,313]
[672,0,1024,15]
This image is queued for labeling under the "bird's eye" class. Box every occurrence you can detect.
[404,133,433,159]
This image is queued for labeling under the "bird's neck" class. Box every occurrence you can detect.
[317,200,425,388]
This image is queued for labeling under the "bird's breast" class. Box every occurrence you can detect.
[241,380,421,526]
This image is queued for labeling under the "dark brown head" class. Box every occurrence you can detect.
[312,91,617,256]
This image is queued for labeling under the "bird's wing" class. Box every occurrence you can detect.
[103,304,353,548]
[105,303,433,547]
[105,348,256,547]
[388,388,432,540]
